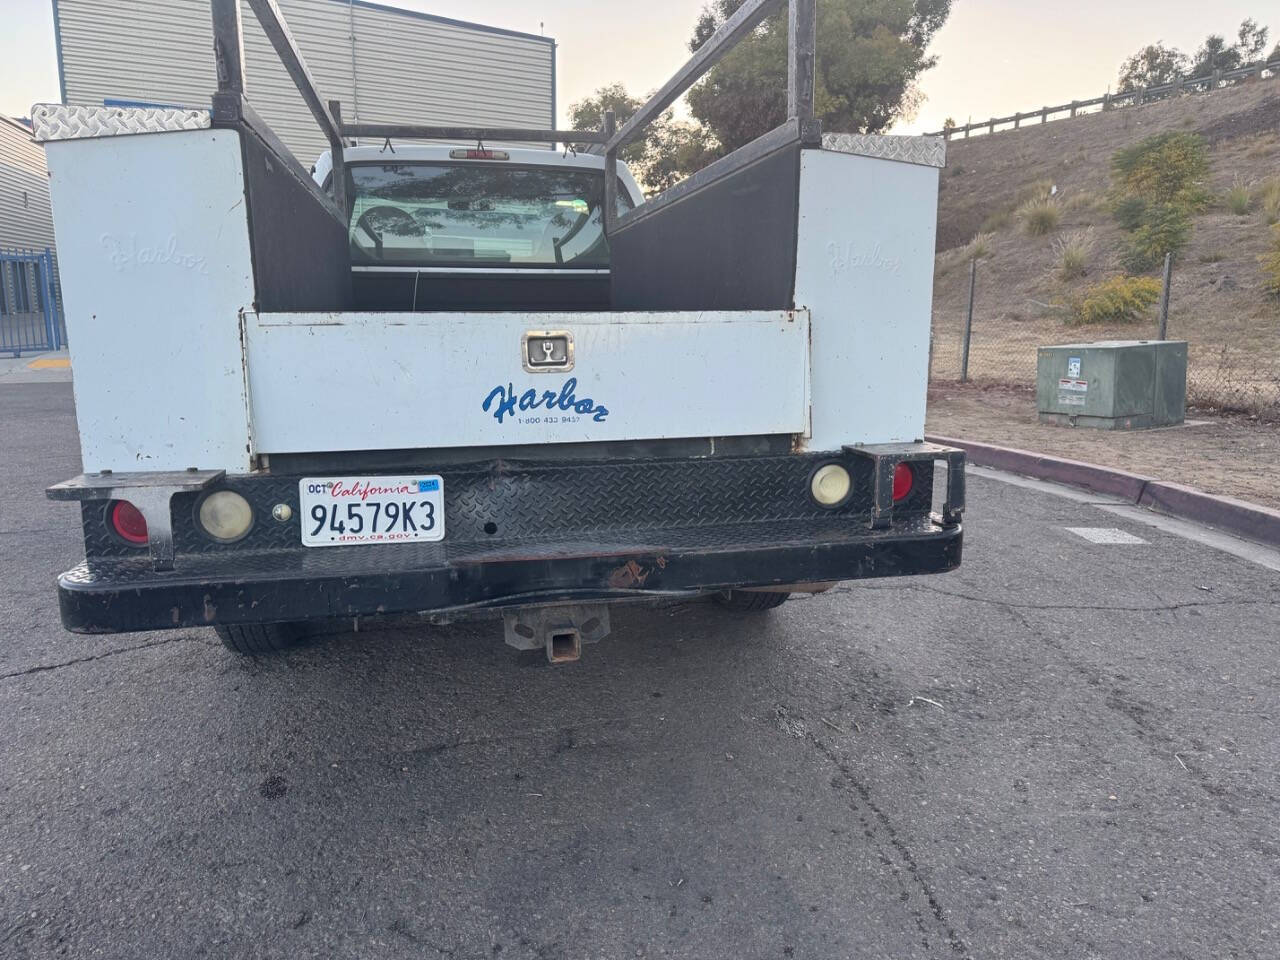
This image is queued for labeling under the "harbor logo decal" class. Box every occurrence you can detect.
[482,378,609,425]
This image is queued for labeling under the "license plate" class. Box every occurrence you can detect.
[298,475,445,547]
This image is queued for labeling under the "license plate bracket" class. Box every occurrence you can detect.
[298,475,445,547]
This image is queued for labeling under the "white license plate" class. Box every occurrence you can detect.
[298,475,445,547]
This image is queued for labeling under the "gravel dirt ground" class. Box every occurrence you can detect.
[3,382,1279,960]
[928,382,1280,512]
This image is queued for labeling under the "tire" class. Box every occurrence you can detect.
[713,590,791,612]
[214,622,304,655]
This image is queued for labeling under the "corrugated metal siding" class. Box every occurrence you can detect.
[0,116,56,249]
[55,0,554,166]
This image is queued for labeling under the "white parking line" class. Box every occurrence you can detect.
[1064,527,1148,545]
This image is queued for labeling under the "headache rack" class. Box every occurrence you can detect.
[208,0,818,231]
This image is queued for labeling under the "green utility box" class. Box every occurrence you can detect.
[1036,340,1188,430]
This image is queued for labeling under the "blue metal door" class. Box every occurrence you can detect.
[0,247,65,356]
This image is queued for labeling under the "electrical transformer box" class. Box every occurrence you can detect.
[1037,340,1187,430]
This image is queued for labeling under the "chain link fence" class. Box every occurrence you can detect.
[929,259,1280,420]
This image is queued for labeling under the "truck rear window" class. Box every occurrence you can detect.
[346,162,633,268]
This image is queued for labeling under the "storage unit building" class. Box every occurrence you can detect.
[0,114,64,353]
[51,0,557,164]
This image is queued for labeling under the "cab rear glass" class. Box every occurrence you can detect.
[345,162,634,269]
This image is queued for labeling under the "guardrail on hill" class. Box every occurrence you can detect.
[927,59,1280,140]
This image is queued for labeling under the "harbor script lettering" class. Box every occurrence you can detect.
[482,378,609,424]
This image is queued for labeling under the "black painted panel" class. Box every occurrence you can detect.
[239,130,352,312]
[352,271,612,312]
[609,144,801,311]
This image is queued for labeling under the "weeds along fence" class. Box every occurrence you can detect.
[929,257,1280,419]
[927,59,1280,141]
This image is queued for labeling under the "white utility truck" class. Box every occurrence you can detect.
[37,0,964,660]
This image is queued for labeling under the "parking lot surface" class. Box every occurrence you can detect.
[2,381,1278,960]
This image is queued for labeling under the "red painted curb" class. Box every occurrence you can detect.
[926,434,1280,550]
[926,435,1152,502]
[1139,482,1280,549]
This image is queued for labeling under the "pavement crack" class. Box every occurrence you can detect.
[807,734,972,958]
[831,581,1278,615]
[0,634,204,681]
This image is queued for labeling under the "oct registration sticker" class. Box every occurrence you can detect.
[299,475,445,547]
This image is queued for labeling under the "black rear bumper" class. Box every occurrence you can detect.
[57,519,961,633]
[52,446,964,634]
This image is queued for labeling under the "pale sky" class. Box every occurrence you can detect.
[0,0,1270,134]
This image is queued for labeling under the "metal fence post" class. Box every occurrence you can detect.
[960,259,976,383]
[1158,252,1173,340]
[40,248,57,350]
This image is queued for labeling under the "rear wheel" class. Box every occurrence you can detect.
[214,622,304,655]
[713,590,790,612]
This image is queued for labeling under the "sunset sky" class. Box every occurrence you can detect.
[0,0,1271,134]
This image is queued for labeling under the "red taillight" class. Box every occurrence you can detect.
[892,462,915,502]
[110,500,149,545]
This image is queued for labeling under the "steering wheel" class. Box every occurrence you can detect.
[354,205,419,248]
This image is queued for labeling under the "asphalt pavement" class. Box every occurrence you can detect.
[2,381,1278,960]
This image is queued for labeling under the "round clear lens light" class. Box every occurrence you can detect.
[198,491,254,542]
[811,464,852,507]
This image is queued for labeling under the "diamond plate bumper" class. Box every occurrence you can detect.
[52,450,963,634]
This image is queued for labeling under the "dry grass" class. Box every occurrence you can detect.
[1225,177,1254,216]
[1244,132,1278,159]
[980,208,1013,233]
[1052,229,1096,280]
[1018,197,1061,236]
[1062,192,1100,214]
[1258,177,1280,225]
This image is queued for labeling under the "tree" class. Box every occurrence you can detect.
[1191,34,1239,76]
[567,84,718,194]
[1233,18,1270,64]
[686,0,952,154]
[1117,43,1189,92]
[568,83,645,167]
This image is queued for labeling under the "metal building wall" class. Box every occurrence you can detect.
[52,0,556,165]
[0,116,56,249]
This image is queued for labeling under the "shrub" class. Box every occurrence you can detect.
[1262,225,1280,296]
[1015,179,1055,206]
[1111,132,1210,207]
[1225,177,1254,216]
[1111,194,1148,231]
[1122,204,1191,272]
[1053,229,1095,281]
[1070,276,1163,325]
[1018,198,1061,236]
[1198,250,1227,264]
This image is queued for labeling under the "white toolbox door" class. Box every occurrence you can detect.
[245,310,810,453]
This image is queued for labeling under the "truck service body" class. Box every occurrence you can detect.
[37,0,964,659]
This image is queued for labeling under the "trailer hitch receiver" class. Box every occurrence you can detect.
[503,604,612,663]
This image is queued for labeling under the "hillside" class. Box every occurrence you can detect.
[930,80,1280,416]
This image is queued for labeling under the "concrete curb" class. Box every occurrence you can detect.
[928,434,1280,550]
